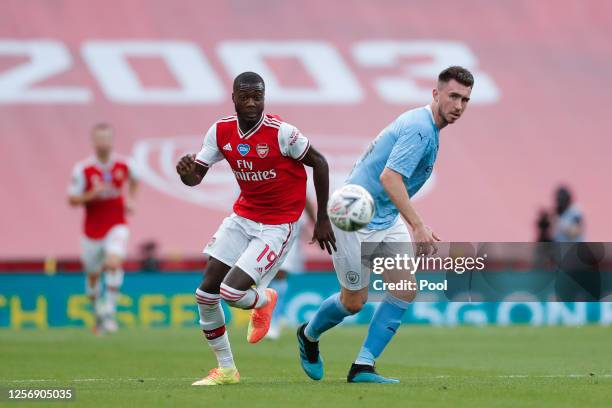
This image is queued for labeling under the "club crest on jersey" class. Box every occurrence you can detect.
[237,144,250,156]
[113,168,125,180]
[256,143,269,158]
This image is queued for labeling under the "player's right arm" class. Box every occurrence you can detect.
[67,164,105,206]
[68,186,106,206]
[380,168,440,252]
[381,126,440,254]
[176,154,208,186]
[176,123,223,186]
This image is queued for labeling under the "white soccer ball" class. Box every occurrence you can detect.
[327,184,375,232]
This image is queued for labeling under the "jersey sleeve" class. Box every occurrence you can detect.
[385,127,429,179]
[127,158,140,182]
[195,123,224,167]
[278,122,310,160]
[67,164,85,196]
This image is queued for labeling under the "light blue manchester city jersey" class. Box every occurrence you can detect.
[346,105,439,230]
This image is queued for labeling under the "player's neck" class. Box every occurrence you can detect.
[237,114,263,134]
[96,153,111,164]
[430,103,448,130]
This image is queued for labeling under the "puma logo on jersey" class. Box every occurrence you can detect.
[223,143,232,151]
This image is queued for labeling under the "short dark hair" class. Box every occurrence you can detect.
[91,122,112,134]
[233,71,265,90]
[438,66,474,88]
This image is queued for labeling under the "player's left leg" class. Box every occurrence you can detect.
[348,218,415,384]
[219,220,296,344]
[101,225,129,333]
[267,218,305,339]
[266,269,288,340]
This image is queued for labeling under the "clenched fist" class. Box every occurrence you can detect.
[176,154,196,177]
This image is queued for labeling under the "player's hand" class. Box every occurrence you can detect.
[310,217,337,255]
[85,182,108,202]
[412,224,441,256]
[176,154,196,176]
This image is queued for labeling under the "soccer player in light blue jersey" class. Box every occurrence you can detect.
[297,66,474,383]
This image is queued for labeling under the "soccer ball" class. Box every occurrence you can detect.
[327,184,375,232]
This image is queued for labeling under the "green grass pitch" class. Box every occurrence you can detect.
[1,325,611,407]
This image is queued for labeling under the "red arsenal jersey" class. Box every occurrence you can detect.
[195,114,309,224]
[68,155,137,239]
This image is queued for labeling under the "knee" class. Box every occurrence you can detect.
[87,273,100,285]
[340,292,367,314]
[388,289,417,304]
[219,282,245,305]
[104,269,124,289]
[195,288,221,310]
[200,277,220,294]
[104,255,122,271]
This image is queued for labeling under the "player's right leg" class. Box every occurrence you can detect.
[81,236,105,334]
[348,218,415,384]
[101,225,129,333]
[192,214,250,386]
[297,225,369,380]
[192,257,240,386]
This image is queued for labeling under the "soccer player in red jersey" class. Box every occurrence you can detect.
[67,123,139,334]
[176,72,335,386]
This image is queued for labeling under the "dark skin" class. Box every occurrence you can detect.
[176,81,336,295]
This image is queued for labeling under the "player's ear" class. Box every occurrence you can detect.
[432,87,439,103]
[231,92,235,104]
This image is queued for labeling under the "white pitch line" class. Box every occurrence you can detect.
[2,377,196,383]
[2,374,612,383]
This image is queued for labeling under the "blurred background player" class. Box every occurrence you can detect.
[297,67,474,383]
[67,123,139,334]
[552,185,584,243]
[266,200,316,340]
[176,72,335,386]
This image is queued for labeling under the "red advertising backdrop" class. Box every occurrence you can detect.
[1,0,611,259]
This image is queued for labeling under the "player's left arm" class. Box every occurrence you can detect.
[279,123,336,254]
[126,178,139,214]
[304,198,317,225]
[125,160,140,214]
[300,146,336,254]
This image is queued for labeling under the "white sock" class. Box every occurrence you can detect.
[105,287,119,317]
[208,333,234,369]
[220,283,267,309]
[196,289,235,369]
[104,269,124,317]
[86,274,103,317]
